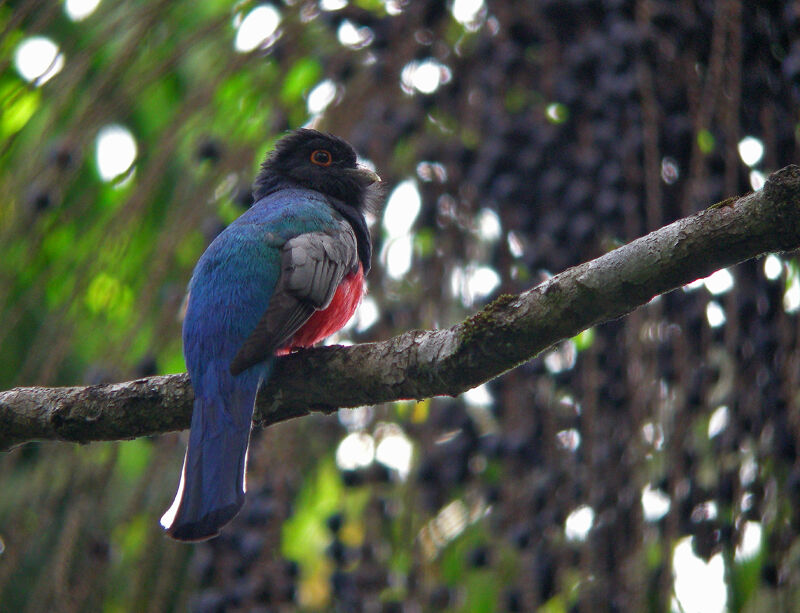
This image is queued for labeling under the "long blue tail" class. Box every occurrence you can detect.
[161,363,268,542]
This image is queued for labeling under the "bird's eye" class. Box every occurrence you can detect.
[310,149,332,167]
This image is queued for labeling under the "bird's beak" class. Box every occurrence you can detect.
[348,166,381,186]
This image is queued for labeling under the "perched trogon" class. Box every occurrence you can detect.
[161,129,381,541]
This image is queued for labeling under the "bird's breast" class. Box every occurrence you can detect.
[278,264,365,353]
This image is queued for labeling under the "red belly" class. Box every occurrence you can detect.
[277,264,365,354]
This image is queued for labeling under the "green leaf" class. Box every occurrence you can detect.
[159,341,187,375]
[41,223,77,261]
[0,82,40,137]
[538,595,568,613]
[135,77,180,139]
[45,272,76,308]
[463,570,500,613]
[414,227,436,258]
[354,0,386,13]
[572,327,595,351]
[113,514,149,560]
[116,439,153,481]
[282,457,343,567]
[85,272,134,322]
[697,129,715,154]
[280,57,322,105]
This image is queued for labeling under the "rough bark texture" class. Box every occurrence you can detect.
[2,165,799,452]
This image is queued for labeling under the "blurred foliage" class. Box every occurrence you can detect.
[1,0,800,612]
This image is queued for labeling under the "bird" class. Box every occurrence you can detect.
[161,129,381,541]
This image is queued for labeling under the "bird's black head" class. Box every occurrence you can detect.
[253,129,381,212]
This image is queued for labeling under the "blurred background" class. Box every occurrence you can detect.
[1,1,800,611]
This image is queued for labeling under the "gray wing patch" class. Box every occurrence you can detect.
[284,229,359,308]
[230,221,358,375]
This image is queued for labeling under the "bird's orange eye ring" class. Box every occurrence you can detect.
[310,149,332,167]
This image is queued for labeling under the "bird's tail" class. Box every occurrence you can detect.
[161,364,266,542]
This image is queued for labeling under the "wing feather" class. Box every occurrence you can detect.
[229,221,358,375]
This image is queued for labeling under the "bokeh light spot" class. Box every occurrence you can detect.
[14,37,64,85]
[764,254,783,280]
[749,169,765,191]
[383,180,421,236]
[783,269,800,312]
[307,79,337,114]
[738,136,764,167]
[708,405,729,438]
[375,423,413,480]
[641,484,671,521]
[463,384,493,408]
[556,428,581,452]
[545,102,569,124]
[337,20,373,48]
[65,0,101,21]
[234,5,281,52]
[401,59,451,95]
[95,124,137,181]
[384,236,413,280]
[416,161,447,182]
[735,521,761,561]
[320,0,347,9]
[705,301,726,328]
[703,268,734,295]
[672,537,727,613]
[451,0,485,26]
[544,340,577,374]
[382,180,421,280]
[450,265,502,307]
[661,157,679,184]
[335,432,374,471]
[467,266,500,299]
[506,231,524,257]
[353,296,379,332]
[477,208,501,242]
[565,505,594,541]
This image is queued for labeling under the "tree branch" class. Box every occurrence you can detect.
[2,165,799,452]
